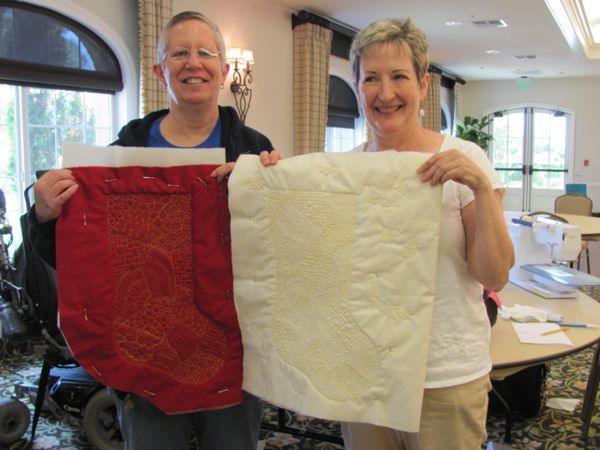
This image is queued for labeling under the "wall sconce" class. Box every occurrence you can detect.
[227,48,254,122]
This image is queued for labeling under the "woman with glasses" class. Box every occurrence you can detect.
[30,10,273,450]
[111,10,273,178]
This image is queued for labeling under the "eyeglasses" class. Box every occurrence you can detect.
[163,47,221,62]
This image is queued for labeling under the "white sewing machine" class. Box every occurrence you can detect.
[508,215,600,298]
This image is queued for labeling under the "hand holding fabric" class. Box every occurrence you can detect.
[211,149,282,182]
[259,149,282,167]
[417,149,492,195]
[34,169,79,223]
[210,162,236,182]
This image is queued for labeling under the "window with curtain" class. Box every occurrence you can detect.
[325,75,365,152]
[0,1,122,251]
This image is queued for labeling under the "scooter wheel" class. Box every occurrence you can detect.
[83,388,123,450]
[0,398,30,445]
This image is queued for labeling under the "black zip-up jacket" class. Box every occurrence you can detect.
[112,106,273,162]
[29,106,274,267]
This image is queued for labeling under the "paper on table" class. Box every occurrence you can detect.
[512,322,573,346]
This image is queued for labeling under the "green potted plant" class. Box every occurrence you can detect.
[455,115,494,151]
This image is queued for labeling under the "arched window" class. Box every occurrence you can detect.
[0,1,122,92]
[325,75,365,152]
[0,1,123,250]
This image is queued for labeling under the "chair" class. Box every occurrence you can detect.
[554,193,593,216]
[554,194,594,272]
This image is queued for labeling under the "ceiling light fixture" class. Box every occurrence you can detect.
[444,21,462,27]
[472,19,508,27]
[583,0,600,43]
[545,0,600,59]
[485,49,500,54]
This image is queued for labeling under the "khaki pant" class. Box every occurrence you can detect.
[341,375,491,450]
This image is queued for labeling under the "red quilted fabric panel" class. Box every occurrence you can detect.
[56,165,242,414]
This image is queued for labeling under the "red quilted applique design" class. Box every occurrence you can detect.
[107,194,227,384]
[56,165,243,414]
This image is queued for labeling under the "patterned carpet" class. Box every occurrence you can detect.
[1,290,599,449]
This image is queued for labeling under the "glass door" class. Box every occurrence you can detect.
[490,107,570,212]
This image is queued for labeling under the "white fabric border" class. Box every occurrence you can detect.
[229,151,443,432]
[62,142,225,167]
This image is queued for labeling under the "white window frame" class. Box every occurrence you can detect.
[26,0,138,124]
[486,102,576,211]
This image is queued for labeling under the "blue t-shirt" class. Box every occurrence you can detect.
[147,116,222,148]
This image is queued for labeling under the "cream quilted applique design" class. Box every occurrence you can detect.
[318,159,336,179]
[380,230,417,258]
[267,190,379,400]
[369,273,410,324]
[229,151,443,433]
[393,173,409,197]
[368,186,398,208]
[371,294,409,323]
[381,228,401,245]
[401,236,418,259]
[246,172,265,191]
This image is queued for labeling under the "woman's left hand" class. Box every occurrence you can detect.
[260,149,282,166]
[210,150,283,182]
[417,149,490,194]
[210,162,235,182]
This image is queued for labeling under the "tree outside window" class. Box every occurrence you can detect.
[0,84,112,252]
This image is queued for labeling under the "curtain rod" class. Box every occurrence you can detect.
[292,10,358,37]
[429,65,466,85]
[292,9,466,85]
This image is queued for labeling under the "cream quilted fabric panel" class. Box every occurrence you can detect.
[229,151,443,432]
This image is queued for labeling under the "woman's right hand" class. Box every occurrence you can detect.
[33,169,79,223]
[260,149,282,167]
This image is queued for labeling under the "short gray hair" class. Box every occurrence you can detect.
[156,11,226,69]
[349,18,429,86]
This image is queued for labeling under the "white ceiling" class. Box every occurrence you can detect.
[270,0,600,81]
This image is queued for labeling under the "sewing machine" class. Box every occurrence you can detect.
[508,215,600,298]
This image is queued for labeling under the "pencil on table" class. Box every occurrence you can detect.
[541,327,569,336]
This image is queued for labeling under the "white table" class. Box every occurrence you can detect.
[490,283,600,441]
[555,213,600,239]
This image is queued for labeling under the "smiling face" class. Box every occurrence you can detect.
[357,42,429,144]
[153,19,229,110]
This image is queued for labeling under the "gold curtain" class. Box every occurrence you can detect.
[453,82,464,133]
[421,71,441,132]
[139,0,172,115]
[293,23,333,155]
